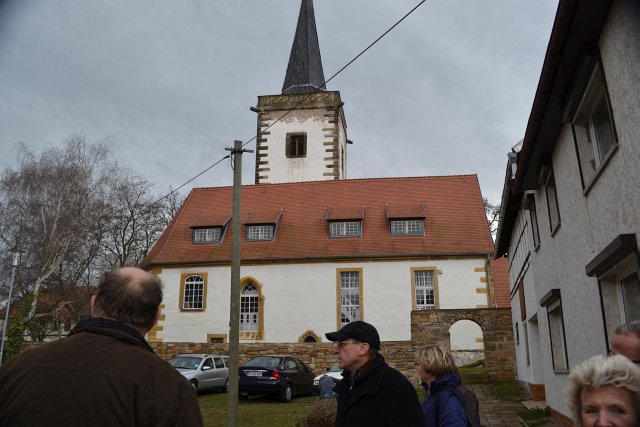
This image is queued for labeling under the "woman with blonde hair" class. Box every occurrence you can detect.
[567,354,640,427]
[415,345,468,427]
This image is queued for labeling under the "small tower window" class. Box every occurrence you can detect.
[286,133,307,158]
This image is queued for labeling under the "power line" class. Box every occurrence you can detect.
[152,0,427,207]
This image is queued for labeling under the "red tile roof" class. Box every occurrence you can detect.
[189,214,231,228]
[325,206,365,220]
[142,175,494,267]
[491,257,510,308]
[385,204,427,219]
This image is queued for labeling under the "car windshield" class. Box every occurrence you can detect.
[169,356,202,369]
[245,356,282,368]
[328,363,342,373]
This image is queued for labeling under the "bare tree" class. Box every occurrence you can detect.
[483,197,501,241]
[99,178,183,269]
[0,135,178,356]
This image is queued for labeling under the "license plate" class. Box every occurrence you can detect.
[247,371,262,377]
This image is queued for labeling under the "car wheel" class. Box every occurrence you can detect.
[239,393,249,401]
[280,384,292,403]
[190,380,198,393]
[221,379,228,393]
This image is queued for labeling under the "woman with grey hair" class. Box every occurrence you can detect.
[567,354,640,427]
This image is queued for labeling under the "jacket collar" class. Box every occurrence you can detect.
[337,354,387,399]
[423,372,461,396]
[70,317,153,351]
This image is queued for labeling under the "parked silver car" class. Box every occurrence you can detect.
[169,353,229,393]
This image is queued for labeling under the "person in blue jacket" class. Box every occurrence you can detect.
[415,345,468,427]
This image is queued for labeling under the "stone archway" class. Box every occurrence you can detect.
[411,308,515,381]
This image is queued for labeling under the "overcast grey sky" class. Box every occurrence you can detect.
[0,0,557,204]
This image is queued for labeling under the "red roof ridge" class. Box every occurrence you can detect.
[190,174,480,192]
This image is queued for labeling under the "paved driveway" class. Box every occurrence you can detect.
[468,383,527,426]
[470,383,567,427]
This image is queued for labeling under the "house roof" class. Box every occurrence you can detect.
[495,0,614,257]
[142,175,494,268]
[281,0,326,95]
[0,286,94,320]
[514,0,613,191]
[491,257,510,308]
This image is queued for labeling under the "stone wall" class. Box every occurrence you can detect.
[411,308,515,381]
[20,308,515,383]
[148,340,420,384]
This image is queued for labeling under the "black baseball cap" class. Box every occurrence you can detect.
[325,321,381,350]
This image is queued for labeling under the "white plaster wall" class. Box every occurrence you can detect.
[263,108,341,183]
[507,208,547,386]
[526,316,545,384]
[511,270,546,387]
[525,1,640,416]
[156,257,488,346]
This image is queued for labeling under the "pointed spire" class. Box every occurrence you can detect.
[282,0,326,95]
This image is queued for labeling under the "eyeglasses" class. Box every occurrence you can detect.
[335,340,363,349]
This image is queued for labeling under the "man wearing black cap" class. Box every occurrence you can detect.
[326,321,424,426]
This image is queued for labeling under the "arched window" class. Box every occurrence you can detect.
[240,283,259,332]
[182,274,206,310]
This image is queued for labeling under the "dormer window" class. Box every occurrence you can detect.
[325,206,365,239]
[329,221,361,238]
[189,213,230,245]
[385,203,427,236]
[390,220,424,236]
[247,225,274,241]
[193,227,222,243]
[286,132,307,158]
[244,209,283,242]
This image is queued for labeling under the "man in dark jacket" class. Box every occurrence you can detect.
[326,321,424,427]
[0,267,203,427]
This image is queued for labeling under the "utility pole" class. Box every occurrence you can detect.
[225,140,252,427]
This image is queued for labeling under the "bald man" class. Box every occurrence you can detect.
[0,267,203,427]
[611,321,640,364]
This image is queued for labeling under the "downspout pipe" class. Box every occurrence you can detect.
[486,254,494,308]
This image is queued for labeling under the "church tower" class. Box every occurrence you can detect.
[253,0,349,184]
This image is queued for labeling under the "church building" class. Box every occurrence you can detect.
[142,0,497,350]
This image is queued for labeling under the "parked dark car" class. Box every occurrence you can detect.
[238,355,315,402]
[168,353,229,393]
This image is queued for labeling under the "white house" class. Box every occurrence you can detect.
[495,0,640,422]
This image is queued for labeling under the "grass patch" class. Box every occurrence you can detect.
[517,407,551,426]
[458,366,489,384]
[458,367,486,374]
[198,389,424,426]
[198,391,316,427]
[488,381,525,401]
